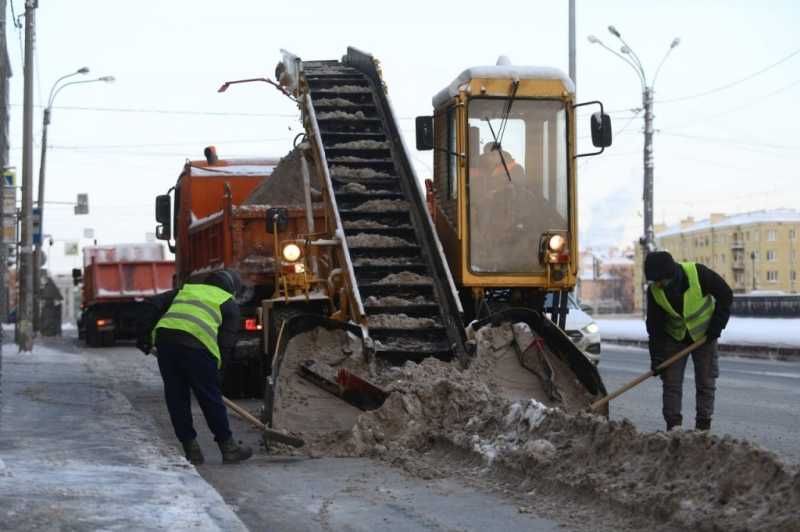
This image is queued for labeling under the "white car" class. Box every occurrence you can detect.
[546,294,601,364]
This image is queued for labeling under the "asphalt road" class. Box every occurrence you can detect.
[598,344,800,464]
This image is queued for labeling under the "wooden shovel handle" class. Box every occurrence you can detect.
[223,396,265,429]
[223,396,305,448]
[589,338,706,412]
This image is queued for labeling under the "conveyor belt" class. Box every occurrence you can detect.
[300,50,466,364]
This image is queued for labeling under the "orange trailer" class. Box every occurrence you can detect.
[77,244,174,347]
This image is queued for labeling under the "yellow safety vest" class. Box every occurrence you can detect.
[650,262,715,342]
[153,283,233,367]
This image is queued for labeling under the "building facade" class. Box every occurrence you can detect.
[634,209,800,311]
[579,248,636,314]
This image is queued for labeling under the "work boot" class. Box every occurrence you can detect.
[182,439,205,465]
[218,438,252,464]
[666,416,682,431]
[695,418,711,431]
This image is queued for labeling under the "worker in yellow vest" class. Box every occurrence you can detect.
[147,269,252,465]
[645,251,733,432]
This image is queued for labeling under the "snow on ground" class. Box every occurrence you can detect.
[0,338,247,531]
[597,316,800,348]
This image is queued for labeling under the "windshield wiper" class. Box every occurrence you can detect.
[497,80,520,148]
[483,118,512,182]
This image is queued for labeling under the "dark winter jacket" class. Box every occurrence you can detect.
[646,263,733,356]
[139,280,240,359]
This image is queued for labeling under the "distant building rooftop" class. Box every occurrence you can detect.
[657,209,800,238]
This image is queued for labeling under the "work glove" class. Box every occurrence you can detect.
[650,357,664,376]
[136,337,152,356]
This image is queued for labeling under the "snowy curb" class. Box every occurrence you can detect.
[605,338,800,361]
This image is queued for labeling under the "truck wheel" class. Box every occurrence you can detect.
[101,330,115,347]
[86,317,101,348]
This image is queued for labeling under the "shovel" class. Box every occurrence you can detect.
[589,338,706,412]
[222,396,305,448]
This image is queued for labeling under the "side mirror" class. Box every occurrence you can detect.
[590,112,612,148]
[72,268,82,286]
[155,194,172,241]
[415,116,434,151]
[266,207,289,234]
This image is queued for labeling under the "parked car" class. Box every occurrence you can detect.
[545,294,601,364]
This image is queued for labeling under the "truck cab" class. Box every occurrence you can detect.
[416,58,611,324]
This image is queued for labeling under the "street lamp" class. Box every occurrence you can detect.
[588,28,679,251]
[33,69,115,331]
[588,26,679,312]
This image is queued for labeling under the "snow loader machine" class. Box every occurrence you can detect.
[263,48,613,429]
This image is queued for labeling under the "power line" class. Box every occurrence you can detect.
[663,76,800,130]
[9,102,301,118]
[660,131,800,151]
[49,138,289,149]
[656,45,800,104]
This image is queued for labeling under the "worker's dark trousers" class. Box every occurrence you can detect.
[155,340,232,444]
[659,337,719,427]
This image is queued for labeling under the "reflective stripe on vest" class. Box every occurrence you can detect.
[153,283,233,367]
[650,262,715,342]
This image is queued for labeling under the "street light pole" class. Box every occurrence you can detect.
[33,67,89,331]
[588,26,679,312]
[32,73,113,331]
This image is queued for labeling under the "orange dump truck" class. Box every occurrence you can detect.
[154,149,326,398]
[76,243,174,347]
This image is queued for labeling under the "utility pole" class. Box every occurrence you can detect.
[642,86,655,252]
[568,0,576,91]
[0,0,10,323]
[17,0,36,351]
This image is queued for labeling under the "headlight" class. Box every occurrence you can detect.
[548,234,566,252]
[583,322,599,334]
[282,243,301,262]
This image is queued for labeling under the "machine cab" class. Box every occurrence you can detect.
[417,58,610,295]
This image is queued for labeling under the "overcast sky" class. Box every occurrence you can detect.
[4,0,799,272]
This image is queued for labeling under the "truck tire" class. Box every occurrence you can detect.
[101,330,115,347]
[86,315,101,348]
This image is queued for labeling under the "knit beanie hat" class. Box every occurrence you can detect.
[644,251,677,282]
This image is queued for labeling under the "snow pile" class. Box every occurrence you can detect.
[343,220,410,230]
[243,147,320,206]
[352,199,408,212]
[272,323,800,530]
[345,347,800,531]
[347,233,412,248]
[368,313,438,329]
[317,110,367,120]
[315,97,358,107]
[330,165,391,179]
[330,156,371,162]
[329,140,389,150]
[353,256,416,267]
[376,272,432,285]
[321,85,371,93]
[339,182,392,195]
[365,295,431,307]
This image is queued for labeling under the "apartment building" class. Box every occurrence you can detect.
[633,209,800,310]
